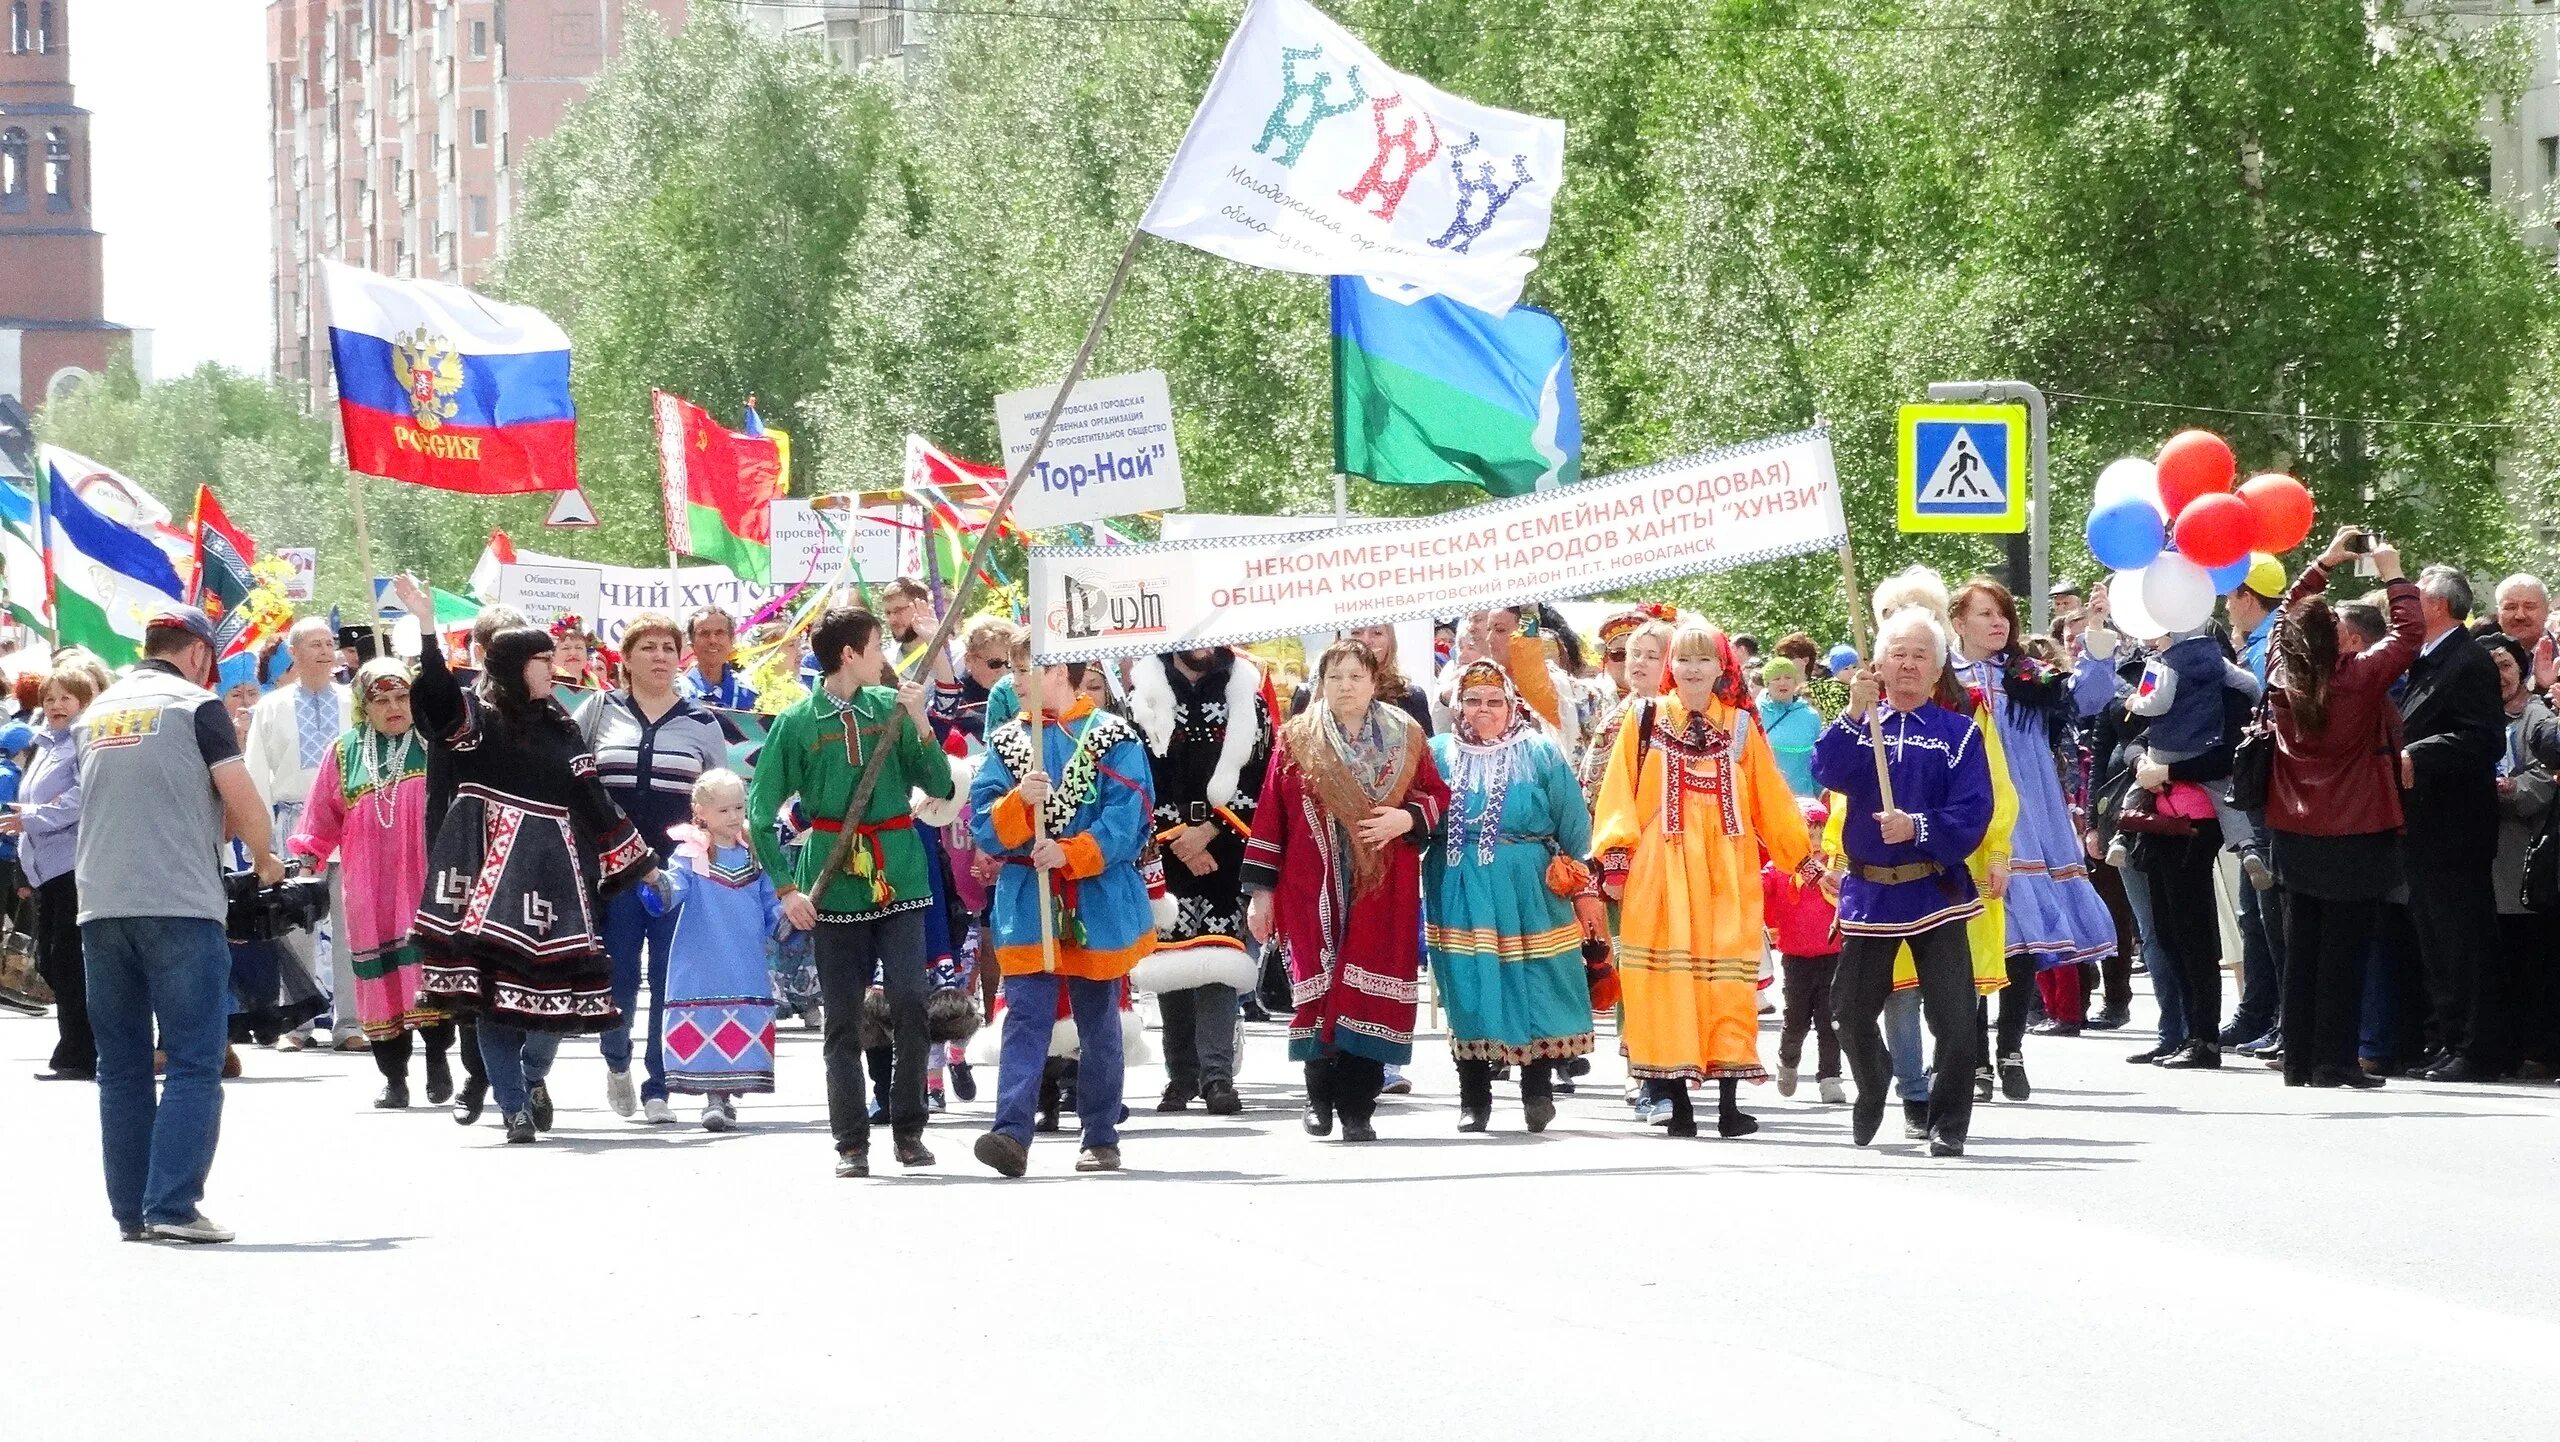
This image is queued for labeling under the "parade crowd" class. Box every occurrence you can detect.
[15,524,2560,1243]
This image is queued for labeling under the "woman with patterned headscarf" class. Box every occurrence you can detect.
[1424,659,1606,1132]
[1593,621,1813,1139]
[291,657,446,1110]
[1244,639,1450,1143]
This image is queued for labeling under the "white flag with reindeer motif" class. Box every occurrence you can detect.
[1139,0,1565,314]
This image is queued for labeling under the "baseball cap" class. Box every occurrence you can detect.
[2241,555,2286,600]
[144,605,219,648]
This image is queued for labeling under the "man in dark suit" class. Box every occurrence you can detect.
[2398,565,2511,1080]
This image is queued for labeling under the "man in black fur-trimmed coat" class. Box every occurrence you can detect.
[1128,646,1272,1114]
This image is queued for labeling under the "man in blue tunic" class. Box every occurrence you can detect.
[1813,606,1995,1157]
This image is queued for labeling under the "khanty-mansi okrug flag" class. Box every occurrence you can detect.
[1139,0,1565,315]
[1330,275,1580,496]
[44,453,186,667]
[655,391,785,584]
[322,259,578,494]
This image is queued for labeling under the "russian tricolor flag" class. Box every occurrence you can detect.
[321,259,577,494]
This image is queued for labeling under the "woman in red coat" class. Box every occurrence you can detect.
[2266,528,2422,1089]
[1244,639,1450,1142]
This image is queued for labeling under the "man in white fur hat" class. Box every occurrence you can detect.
[1128,645,1273,1115]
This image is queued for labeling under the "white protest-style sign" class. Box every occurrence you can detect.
[996,369,1187,532]
[543,487,600,529]
[770,498,902,588]
[277,547,317,601]
[1138,0,1566,315]
[499,544,801,646]
[1159,511,1429,678]
[1029,428,1845,663]
[496,560,604,629]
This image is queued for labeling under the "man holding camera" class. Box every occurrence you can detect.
[76,606,285,1244]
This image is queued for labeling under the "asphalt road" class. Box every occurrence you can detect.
[7,983,2556,1440]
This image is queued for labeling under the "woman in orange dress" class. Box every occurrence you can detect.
[1593,622,1813,1138]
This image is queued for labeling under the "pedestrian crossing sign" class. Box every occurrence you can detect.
[1898,403,2027,534]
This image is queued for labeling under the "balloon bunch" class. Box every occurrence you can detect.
[2082,430,2315,637]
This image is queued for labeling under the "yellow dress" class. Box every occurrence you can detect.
[1818,695,2018,995]
[1593,696,1810,1081]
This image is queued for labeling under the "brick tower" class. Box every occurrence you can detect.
[0,0,134,408]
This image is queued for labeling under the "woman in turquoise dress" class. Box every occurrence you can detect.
[1425,661,1606,1134]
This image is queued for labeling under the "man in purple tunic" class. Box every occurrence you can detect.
[1813,606,1996,1157]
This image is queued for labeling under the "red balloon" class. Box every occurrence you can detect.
[2155,430,2237,517]
[2237,472,2315,553]
[2171,492,2255,569]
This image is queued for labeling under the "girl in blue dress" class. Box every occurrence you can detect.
[649,769,788,1131]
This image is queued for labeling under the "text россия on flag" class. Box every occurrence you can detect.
[321,259,577,494]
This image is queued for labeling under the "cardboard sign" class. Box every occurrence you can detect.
[771,498,903,588]
[496,560,604,630]
[278,547,317,601]
[995,369,1185,532]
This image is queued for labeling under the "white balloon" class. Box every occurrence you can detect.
[2109,567,2166,639]
[2093,457,2165,517]
[2140,552,2216,633]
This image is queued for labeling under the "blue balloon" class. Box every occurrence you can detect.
[2085,498,2165,572]
[2206,556,2251,594]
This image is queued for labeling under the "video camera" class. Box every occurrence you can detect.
[223,868,333,944]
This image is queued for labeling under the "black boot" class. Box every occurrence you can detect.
[1456,1059,1493,1132]
[1521,1060,1556,1133]
[451,1075,487,1126]
[1849,1089,1881,1146]
[1302,1057,1337,1137]
[423,1047,454,1106]
[1902,1099,1930,1140]
[1716,1077,1758,1137]
[1664,1083,1698,1138]
[1336,1055,1384,1142]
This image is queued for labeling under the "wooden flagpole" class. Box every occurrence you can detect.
[807,227,1152,971]
[1019,657,1058,971]
[1837,536,1894,811]
[348,474,386,654]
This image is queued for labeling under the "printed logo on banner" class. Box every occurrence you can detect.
[1054,570,1170,644]
[995,370,1187,532]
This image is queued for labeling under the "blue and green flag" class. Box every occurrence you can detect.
[1330,276,1581,497]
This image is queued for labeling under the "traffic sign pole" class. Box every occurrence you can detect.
[1927,380,2050,631]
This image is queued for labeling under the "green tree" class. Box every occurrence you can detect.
[28,354,461,613]
[815,0,2555,640]
[496,9,897,566]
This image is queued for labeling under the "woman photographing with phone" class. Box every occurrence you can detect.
[2265,527,2419,1089]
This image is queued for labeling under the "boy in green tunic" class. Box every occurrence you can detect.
[750,605,956,1178]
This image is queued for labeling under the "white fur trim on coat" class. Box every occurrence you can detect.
[910,749,978,829]
[1129,652,1265,809]
[1130,940,1259,995]
[1151,893,1180,931]
[963,996,1155,1067]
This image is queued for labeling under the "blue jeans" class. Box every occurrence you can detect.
[84,916,233,1230]
[600,887,676,1101]
[2118,863,2188,1050]
[2230,873,2285,1040]
[1882,989,1930,1101]
[476,1019,561,1119]
[993,974,1123,1149]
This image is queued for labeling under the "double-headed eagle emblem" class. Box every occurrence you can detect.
[391,326,463,431]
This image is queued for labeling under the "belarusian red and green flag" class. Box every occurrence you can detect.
[654,391,786,582]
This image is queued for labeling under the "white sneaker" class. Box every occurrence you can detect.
[604,1067,637,1118]
[802,1004,823,1031]
[147,1212,234,1245]
[701,1097,732,1132]
[1818,1076,1847,1105]
[643,1096,675,1125]
[1775,1063,1799,1098]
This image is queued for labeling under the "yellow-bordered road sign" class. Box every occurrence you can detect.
[1898,403,2026,534]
